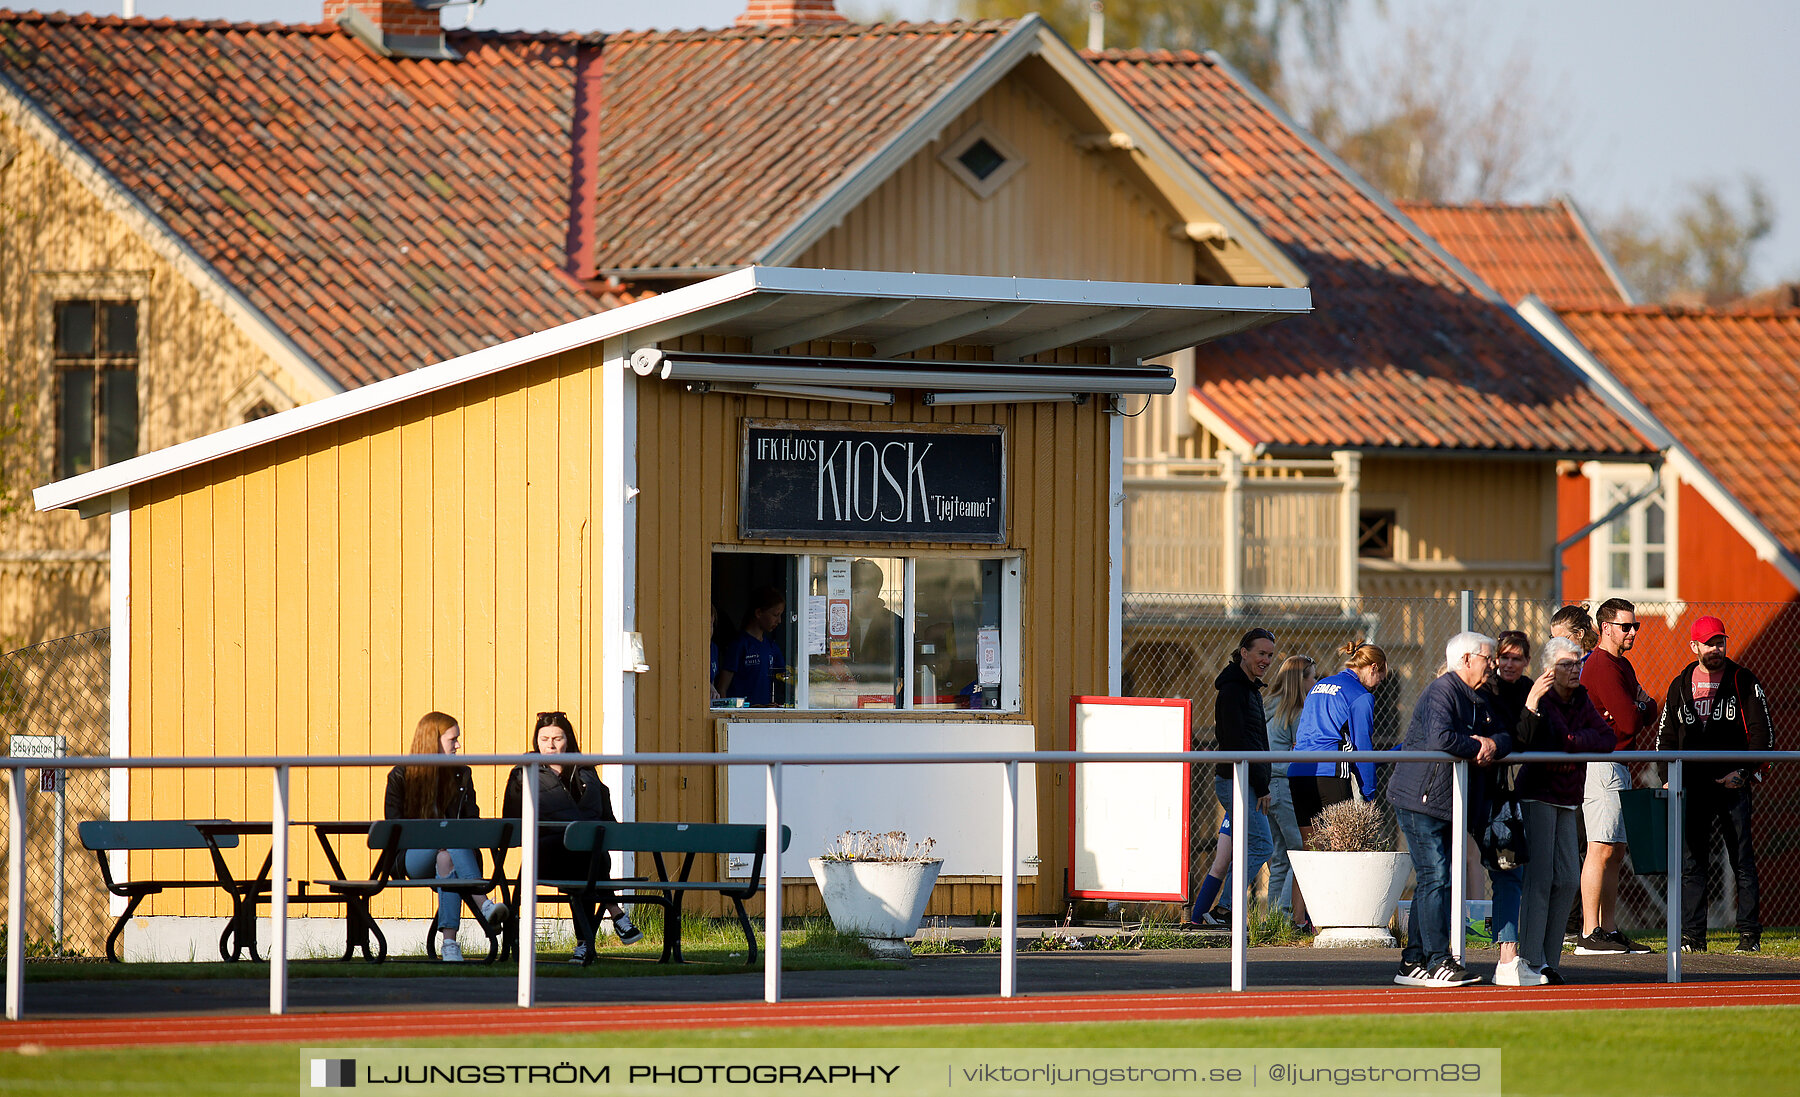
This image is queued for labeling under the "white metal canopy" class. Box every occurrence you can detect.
[35,265,1310,514]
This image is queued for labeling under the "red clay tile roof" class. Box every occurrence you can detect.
[1556,307,1800,549]
[1400,200,1634,309]
[0,12,625,388]
[590,22,1009,272]
[1090,50,1651,457]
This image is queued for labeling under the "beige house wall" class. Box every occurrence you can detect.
[0,110,331,647]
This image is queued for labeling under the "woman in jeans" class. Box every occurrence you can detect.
[1188,628,1277,926]
[1483,630,1533,985]
[1263,654,1318,932]
[383,710,508,963]
[1514,637,1614,985]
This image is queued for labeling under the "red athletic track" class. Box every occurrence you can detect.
[7,982,1800,1050]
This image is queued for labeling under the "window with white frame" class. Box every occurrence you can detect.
[1589,464,1671,600]
[710,551,1020,713]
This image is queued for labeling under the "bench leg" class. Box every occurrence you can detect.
[731,896,757,966]
[219,890,263,963]
[663,894,685,964]
[106,894,148,963]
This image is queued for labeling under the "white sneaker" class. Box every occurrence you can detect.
[1493,957,1545,987]
[567,941,590,965]
[439,938,464,963]
[479,898,510,925]
[614,913,644,946]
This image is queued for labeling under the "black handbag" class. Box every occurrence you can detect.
[1478,769,1530,871]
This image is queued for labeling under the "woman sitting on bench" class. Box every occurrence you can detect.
[504,711,642,961]
[384,710,509,963]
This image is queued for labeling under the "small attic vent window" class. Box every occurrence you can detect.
[958,139,1006,181]
[940,123,1025,200]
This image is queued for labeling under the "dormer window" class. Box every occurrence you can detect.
[940,123,1025,200]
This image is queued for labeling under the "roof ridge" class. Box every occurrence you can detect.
[1082,46,1209,63]
[603,18,1012,43]
[0,9,595,41]
[1397,199,1567,214]
[1559,303,1800,320]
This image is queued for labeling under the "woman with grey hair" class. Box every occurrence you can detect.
[1513,635,1615,985]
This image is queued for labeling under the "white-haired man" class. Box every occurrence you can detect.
[1388,631,1506,987]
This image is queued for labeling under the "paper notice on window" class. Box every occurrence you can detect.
[977,626,1001,686]
[827,556,852,641]
[806,595,828,655]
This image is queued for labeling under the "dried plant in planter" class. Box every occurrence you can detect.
[818,829,938,863]
[1309,799,1393,852]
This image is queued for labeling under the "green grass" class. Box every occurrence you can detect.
[7,915,896,982]
[3,1008,1793,1095]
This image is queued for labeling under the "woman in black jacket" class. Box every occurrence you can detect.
[503,712,642,959]
[1188,628,1277,926]
[384,711,507,963]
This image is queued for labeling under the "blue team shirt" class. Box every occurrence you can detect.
[722,630,785,707]
[1287,669,1377,797]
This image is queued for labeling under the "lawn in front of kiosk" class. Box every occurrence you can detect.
[3,1007,1790,1096]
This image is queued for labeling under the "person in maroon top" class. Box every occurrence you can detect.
[1575,598,1657,956]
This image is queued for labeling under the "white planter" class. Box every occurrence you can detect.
[1287,851,1411,948]
[809,857,944,957]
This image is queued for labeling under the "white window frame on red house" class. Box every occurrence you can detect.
[1586,461,1676,603]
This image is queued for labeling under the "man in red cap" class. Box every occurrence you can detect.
[1655,615,1773,953]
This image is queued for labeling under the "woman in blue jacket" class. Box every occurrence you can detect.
[1288,640,1387,842]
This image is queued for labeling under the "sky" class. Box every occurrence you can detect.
[50,0,1800,288]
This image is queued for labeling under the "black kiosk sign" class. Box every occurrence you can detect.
[740,420,1006,543]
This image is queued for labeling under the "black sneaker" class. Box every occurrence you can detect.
[1608,929,1652,955]
[1574,931,1628,955]
[1538,966,1566,986]
[1735,933,1761,953]
[1393,961,1432,987]
[1680,936,1708,953]
[1419,958,1482,987]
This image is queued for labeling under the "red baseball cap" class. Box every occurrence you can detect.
[1690,616,1728,643]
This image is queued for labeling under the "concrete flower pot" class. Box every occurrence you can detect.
[809,857,944,958]
[1288,850,1411,948]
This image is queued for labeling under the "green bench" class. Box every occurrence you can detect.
[77,819,261,963]
[318,818,518,964]
[533,821,790,965]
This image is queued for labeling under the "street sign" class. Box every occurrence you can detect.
[8,734,61,759]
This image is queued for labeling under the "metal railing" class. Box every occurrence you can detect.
[4,747,1794,1020]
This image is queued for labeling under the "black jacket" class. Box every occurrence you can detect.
[383,763,479,820]
[1211,659,1270,798]
[502,763,615,822]
[1656,658,1773,784]
[1387,672,1510,822]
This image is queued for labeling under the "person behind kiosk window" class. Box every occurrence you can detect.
[845,558,904,698]
[716,586,787,706]
[383,711,508,963]
[503,711,642,960]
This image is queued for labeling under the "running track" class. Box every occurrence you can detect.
[7,982,1800,1050]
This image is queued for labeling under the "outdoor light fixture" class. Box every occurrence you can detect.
[922,391,1088,406]
[637,349,1176,396]
[692,381,895,406]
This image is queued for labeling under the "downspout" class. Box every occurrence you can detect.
[1550,460,1663,606]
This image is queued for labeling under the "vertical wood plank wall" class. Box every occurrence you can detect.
[127,346,610,918]
[634,343,1115,917]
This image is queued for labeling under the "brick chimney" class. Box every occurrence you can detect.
[327,0,458,60]
[735,0,847,26]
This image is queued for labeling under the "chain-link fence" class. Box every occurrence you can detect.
[1125,592,1798,935]
[0,628,110,957]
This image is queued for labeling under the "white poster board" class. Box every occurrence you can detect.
[722,721,1039,879]
[1069,696,1189,901]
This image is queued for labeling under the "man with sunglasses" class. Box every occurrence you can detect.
[1657,616,1772,953]
[1575,598,1657,955]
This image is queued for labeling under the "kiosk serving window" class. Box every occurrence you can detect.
[711,552,1018,712]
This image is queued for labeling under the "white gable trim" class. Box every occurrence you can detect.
[759,19,1307,290]
[1519,297,1800,590]
[0,73,342,403]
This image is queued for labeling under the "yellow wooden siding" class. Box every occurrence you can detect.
[796,73,1192,285]
[634,345,1114,917]
[1361,457,1554,566]
[125,347,611,918]
[0,116,330,646]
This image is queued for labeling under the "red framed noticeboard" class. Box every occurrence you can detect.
[1066,695,1190,902]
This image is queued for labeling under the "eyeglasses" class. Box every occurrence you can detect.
[535,711,565,724]
[1609,621,1642,632]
